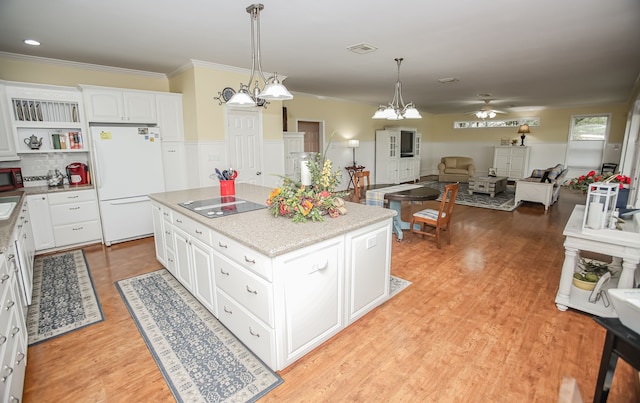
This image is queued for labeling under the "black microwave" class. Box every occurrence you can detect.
[0,167,24,192]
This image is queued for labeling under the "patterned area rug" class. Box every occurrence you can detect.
[389,275,412,298]
[421,181,520,212]
[27,250,104,345]
[116,269,283,403]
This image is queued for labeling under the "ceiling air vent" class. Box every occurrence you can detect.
[347,43,378,54]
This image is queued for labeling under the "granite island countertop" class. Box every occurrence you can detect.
[0,184,95,253]
[149,183,396,258]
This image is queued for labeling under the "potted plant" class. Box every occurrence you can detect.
[572,257,611,290]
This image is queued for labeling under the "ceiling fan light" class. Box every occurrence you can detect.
[488,111,496,119]
[226,90,256,107]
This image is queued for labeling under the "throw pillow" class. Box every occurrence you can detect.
[547,165,563,181]
[530,169,546,178]
[444,157,457,168]
[540,169,552,183]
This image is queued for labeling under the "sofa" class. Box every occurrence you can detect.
[515,164,568,211]
[437,156,475,182]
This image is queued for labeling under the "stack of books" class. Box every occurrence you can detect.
[51,132,83,150]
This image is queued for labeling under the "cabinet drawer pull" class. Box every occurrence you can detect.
[163,212,169,217]
[309,261,329,274]
[11,327,20,337]
[1,368,13,383]
[218,241,228,248]
[69,206,80,210]
[220,268,230,276]
[0,335,6,345]
[165,230,171,235]
[249,327,260,338]
[68,195,79,198]
[175,218,183,223]
[223,306,233,314]
[72,227,84,231]
[245,285,257,294]
[195,229,203,235]
[244,256,256,264]
[168,257,173,263]
[9,395,19,403]
[5,300,14,311]
[15,352,25,365]
[0,274,9,283]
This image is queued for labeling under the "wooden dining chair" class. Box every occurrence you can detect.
[352,170,371,203]
[409,182,459,248]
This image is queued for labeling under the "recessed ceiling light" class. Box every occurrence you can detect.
[24,39,40,46]
[437,77,459,84]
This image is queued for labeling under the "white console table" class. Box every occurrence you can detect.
[555,205,640,317]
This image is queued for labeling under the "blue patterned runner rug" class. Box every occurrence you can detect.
[116,269,283,403]
[27,249,104,345]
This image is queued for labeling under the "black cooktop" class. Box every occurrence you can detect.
[179,197,266,218]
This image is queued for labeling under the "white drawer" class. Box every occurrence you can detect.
[172,212,210,245]
[216,289,275,368]
[211,233,272,282]
[53,220,102,247]
[48,189,97,205]
[161,207,172,223]
[50,201,99,226]
[214,253,273,327]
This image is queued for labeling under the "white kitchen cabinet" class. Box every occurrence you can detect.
[161,142,188,191]
[171,212,216,311]
[282,132,305,179]
[156,93,184,142]
[5,82,89,156]
[47,189,102,249]
[151,201,166,266]
[493,146,530,179]
[276,237,344,365]
[81,86,157,124]
[0,83,19,161]
[26,195,55,250]
[345,220,392,323]
[151,200,393,371]
[14,199,35,305]
[375,127,421,184]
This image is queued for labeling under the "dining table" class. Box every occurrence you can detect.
[365,183,441,241]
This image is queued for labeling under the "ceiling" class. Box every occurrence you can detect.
[1,0,639,115]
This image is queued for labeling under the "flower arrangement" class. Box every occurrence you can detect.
[266,135,347,223]
[567,170,631,193]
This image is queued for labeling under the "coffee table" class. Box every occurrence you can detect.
[468,176,508,197]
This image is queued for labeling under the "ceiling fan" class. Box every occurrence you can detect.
[468,99,507,119]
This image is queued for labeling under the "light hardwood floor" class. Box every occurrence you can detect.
[23,188,640,402]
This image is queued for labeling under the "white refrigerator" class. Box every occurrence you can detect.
[90,126,165,245]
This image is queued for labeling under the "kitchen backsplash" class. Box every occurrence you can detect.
[0,153,90,185]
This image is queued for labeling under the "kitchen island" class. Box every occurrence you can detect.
[149,183,396,370]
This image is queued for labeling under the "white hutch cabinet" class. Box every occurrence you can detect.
[493,146,530,179]
[283,132,305,179]
[375,127,421,184]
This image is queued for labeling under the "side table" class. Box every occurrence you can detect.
[593,317,640,402]
[345,165,365,190]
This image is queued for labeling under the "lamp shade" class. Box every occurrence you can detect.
[517,124,531,134]
[227,90,256,107]
[348,139,360,148]
[258,81,293,100]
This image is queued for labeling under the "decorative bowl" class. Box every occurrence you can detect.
[572,278,596,291]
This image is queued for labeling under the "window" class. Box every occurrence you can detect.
[569,114,610,141]
[453,117,540,129]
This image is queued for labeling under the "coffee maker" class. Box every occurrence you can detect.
[66,163,90,185]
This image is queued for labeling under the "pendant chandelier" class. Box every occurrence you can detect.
[372,58,421,120]
[226,4,293,107]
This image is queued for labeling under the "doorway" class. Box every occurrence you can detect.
[226,108,263,185]
[297,121,323,153]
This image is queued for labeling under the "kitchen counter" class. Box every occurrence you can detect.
[149,183,396,258]
[0,184,95,253]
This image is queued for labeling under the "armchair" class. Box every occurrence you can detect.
[438,156,475,182]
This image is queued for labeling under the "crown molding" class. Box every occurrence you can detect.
[0,51,167,78]
[170,59,287,81]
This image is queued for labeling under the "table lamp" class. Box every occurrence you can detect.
[348,139,360,166]
[518,124,530,146]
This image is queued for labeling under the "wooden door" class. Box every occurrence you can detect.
[298,121,320,153]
